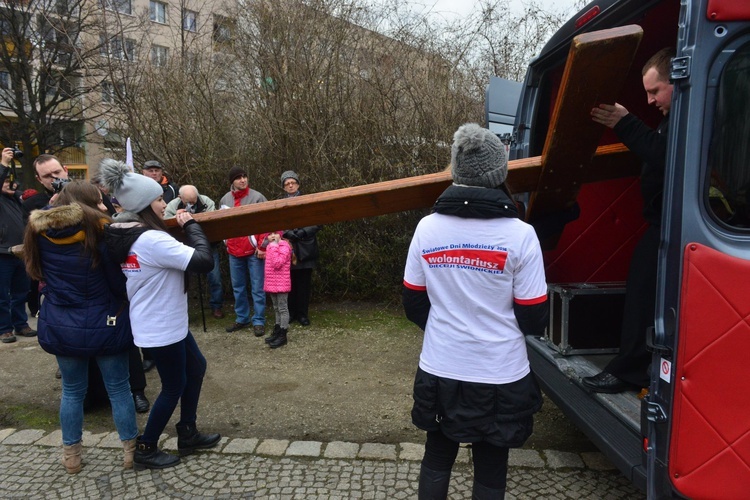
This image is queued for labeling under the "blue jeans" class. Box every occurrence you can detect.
[0,255,30,334]
[141,332,206,444]
[56,353,138,445]
[228,254,265,325]
[207,249,223,310]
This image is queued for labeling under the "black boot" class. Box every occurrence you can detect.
[268,328,287,349]
[472,480,505,499]
[176,422,221,456]
[265,324,282,344]
[418,464,451,500]
[133,437,180,470]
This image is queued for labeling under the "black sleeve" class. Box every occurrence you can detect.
[514,301,549,337]
[182,219,214,273]
[613,114,668,170]
[402,286,431,331]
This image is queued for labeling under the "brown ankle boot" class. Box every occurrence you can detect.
[123,438,136,469]
[62,442,82,474]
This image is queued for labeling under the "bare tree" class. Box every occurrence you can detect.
[0,0,108,184]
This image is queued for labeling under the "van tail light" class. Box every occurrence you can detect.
[575,5,601,29]
[643,437,649,452]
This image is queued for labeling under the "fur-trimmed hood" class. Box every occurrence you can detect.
[27,204,84,233]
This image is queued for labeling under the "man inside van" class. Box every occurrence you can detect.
[583,47,675,393]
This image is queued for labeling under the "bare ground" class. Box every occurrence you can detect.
[0,301,596,453]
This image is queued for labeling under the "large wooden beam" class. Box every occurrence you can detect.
[168,144,636,242]
[528,25,643,223]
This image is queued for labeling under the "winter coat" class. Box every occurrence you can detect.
[280,191,321,270]
[0,166,26,255]
[29,204,132,357]
[219,187,267,257]
[263,240,292,293]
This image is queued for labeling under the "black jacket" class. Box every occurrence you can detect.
[614,113,669,226]
[0,166,27,254]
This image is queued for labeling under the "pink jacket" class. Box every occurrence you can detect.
[263,239,292,293]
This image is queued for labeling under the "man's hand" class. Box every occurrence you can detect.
[591,103,629,129]
[1,148,14,167]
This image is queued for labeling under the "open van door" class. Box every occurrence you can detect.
[485,76,522,140]
[650,3,750,497]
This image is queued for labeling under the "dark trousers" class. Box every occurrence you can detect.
[605,224,660,387]
[288,268,313,319]
[422,430,509,490]
[141,332,206,443]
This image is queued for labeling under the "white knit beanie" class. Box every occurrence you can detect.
[98,159,164,213]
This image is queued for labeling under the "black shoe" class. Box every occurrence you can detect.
[133,437,180,470]
[581,372,635,394]
[298,316,310,326]
[142,359,156,372]
[176,423,221,456]
[133,392,150,413]
[225,322,250,333]
[253,325,265,337]
[269,329,287,349]
[265,324,282,344]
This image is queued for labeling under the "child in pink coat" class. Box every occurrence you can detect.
[262,231,293,348]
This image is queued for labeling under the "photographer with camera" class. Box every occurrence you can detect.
[165,185,225,319]
[0,147,36,343]
[23,154,70,212]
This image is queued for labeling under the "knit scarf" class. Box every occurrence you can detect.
[232,187,249,206]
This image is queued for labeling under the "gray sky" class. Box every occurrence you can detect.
[407,0,580,20]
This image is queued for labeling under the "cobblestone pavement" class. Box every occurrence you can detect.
[1,428,644,499]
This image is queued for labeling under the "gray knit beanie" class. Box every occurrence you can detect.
[450,123,507,188]
[280,170,299,187]
[98,159,164,213]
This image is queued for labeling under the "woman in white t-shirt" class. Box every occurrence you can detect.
[100,159,220,471]
[403,124,549,499]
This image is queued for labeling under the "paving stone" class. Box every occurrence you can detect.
[0,428,16,443]
[581,451,618,471]
[399,442,423,461]
[456,445,471,464]
[2,429,44,444]
[358,443,397,461]
[508,448,545,468]
[99,432,122,448]
[256,439,289,456]
[324,441,359,459]
[545,450,585,469]
[82,431,108,447]
[36,429,62,447]
[287,440,322,457]
[223,438,259,454]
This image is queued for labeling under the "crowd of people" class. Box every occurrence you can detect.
[0,152,321,473]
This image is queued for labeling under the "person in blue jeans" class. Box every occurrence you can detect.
[23,181,138,473]
[0,149,35,344]
[102,159,220,470]
[219,166,268,337]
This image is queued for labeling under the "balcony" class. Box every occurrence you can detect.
[55,145,86,165]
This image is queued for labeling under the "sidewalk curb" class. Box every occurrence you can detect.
[0,427,616,470]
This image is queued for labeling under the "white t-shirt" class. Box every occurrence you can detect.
[120,230,195,348]
[403,213,547,384]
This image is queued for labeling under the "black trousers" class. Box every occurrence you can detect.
[422,430,509,490]
[288,268,313,319]
[605,224,660,387]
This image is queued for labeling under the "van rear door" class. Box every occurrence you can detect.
[651,1,750,497]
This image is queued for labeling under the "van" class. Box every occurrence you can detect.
[486,0,750,496]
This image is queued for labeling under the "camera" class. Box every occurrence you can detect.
[51,177,71,194]
[11,146,23,159]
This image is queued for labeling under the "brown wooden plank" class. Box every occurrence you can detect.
[168,144,636,242]
[528,25,643,222]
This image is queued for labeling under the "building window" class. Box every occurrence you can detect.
[149,1,167,23]
[100,34,136,61]
[99,0,132,15]
[213,15,232,44]
[151,45,168,67]
[101,81,125,103]
[0,71,11,90]
[183,10,197,32]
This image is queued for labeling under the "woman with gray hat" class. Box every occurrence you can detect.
[402,123,548,499]
[100,159,220,470]
[279,170,321,327]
